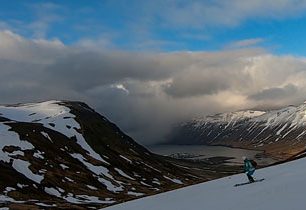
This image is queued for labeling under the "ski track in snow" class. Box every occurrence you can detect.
[104,157,306,210]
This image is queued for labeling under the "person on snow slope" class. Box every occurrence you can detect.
[242,156,255,183]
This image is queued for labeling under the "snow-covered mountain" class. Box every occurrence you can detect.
[104,156,306,210]
[169,102,306,159]
[0,101,201,209]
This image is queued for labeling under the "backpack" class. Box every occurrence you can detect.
[250,159,257,168]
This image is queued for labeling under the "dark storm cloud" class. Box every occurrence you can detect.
[249,84,298,101]
[164,73,230,97]
[2,31,306,145]
[43,51,175,91]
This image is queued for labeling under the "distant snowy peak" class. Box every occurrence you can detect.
[253,104,306,126]
[193,103,306,127]
[0,100,103,159]
[194,110,266,124]
[0,100,68,120]
[170,102,306,158]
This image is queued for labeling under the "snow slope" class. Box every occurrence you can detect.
[105,157,306,210]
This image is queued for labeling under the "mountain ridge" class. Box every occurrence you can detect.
[169,102,306,159]
[0,100,203,209]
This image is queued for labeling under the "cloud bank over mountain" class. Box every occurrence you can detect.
[1,30,306,144]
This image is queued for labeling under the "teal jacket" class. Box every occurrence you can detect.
[244,159,255,172]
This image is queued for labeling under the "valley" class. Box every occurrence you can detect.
[0,100,240,209]
[149,144,277,165]
[1,100,305,209]
[168,103,306,160]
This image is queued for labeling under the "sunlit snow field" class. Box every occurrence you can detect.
[105,157,306,210]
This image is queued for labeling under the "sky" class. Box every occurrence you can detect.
[2,0,306,145]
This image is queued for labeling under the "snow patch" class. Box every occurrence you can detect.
[163,176,183,184]
[33,150,44,159]
[140,181,152,187]
[98,177,124,193]
[12,159,44,183]
[17,183,28,189]
[59,163,69,170]
[64,177,74,182]
[44,187,61,198]
[41,131,53,142]
[0,194,15,202]
[114,168,135,180]
[35,203,57,207]
[152,179,161,185]
[63,193,115,204]
[3,187,15,193]
[0,101,109,165]
[127,191,145,196]
[71,153,124,192]
[86,185,98,190]
[119,155,132,163]
[0,124,34,162]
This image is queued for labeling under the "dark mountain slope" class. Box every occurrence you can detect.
[0,101,202,209]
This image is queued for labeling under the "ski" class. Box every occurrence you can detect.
[234,178,265,187]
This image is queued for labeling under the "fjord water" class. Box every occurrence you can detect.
[148,145,276,165]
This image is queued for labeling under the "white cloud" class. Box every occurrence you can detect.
[75,38,115,51]
[0,30,66,64]
[1,31,306,144]
[157,0,306,28]
[28,2,63,39]
[110,84,130,94]
[226,38,264,49]
[0,21,11,30]
[2,1,306,52]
